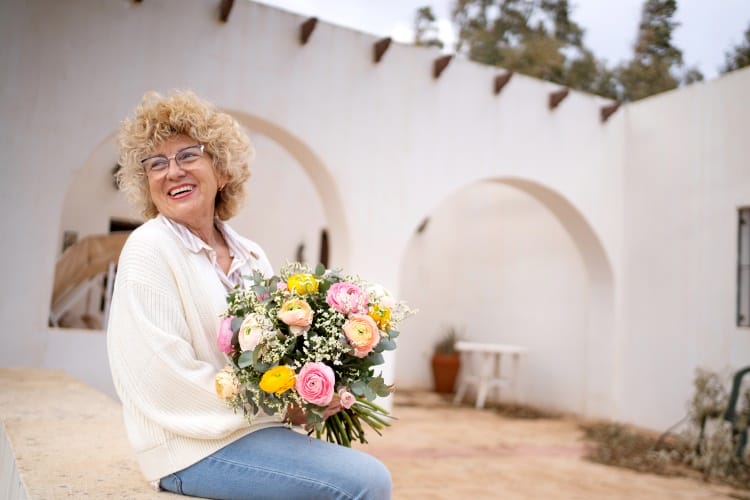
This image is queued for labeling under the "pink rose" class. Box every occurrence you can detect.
[295,362,335,406]
[217,317,234,354]
[338,389,356,410]
[342,314,381,358]
[326,282,368,316]
[277,299,314,336]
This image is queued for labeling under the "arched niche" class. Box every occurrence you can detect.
[396,177,615,418]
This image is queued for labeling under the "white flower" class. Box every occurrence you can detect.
[238,313,273,352]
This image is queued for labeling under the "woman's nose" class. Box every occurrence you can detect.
[165,158,186,179]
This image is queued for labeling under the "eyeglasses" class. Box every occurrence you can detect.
[140,144,205,176]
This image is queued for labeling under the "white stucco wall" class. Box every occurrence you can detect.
[1,0,748,430]
[620,68,750,429]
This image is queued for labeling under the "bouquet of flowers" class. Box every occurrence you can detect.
[214,262,413,447]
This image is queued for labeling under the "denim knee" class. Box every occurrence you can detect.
[347,452,392,500]
[363,458,392,500]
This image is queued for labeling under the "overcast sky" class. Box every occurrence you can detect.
[255,0,750,79]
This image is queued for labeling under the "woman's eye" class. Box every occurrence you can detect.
[178,152,199,162]
[149,159,168,170]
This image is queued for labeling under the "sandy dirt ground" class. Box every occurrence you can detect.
[355,390,746,500]
[2,369,746,499]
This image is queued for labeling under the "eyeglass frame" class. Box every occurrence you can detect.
[140,144,206,176]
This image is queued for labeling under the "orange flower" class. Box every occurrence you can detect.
[343,314,381,358]
[277,299,314,335]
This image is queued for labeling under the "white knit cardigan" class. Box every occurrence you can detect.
[107,218,281,482]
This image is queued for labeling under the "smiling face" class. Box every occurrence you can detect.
[145,135,226,231]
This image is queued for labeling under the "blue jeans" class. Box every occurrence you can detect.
[159,427,392,499]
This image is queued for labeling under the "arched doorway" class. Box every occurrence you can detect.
[53,112,345,329]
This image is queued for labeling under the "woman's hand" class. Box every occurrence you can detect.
[285,396,343,426]
[321,397,342,419]
[284,404,307,426]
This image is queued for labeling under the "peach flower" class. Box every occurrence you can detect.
[214,367,239,400]
[277,298,314,336]
[342,314,381,358]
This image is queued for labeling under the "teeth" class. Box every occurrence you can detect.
[169,186,194,196]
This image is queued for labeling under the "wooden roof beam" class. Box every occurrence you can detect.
[600,102,621,123]
[219,0,234,23]
[433,55,452,80]
[373,37,391,64]
[300,17,317,45]
[493,71,513,95]
[548,88,569,110]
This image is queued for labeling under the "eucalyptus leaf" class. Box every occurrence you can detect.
[258,396,275,416]
[351,380,367,397]
[237,351,254,368]
[245,390,258,414]
[377,337,397,352]
[366,352,384,366]
[231,316,244,334]
[369,377,392,398]
[362,384,376,401]
[314,262,326,276]
[251,349,272,372]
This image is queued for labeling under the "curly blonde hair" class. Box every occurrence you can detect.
[117,90,254,220]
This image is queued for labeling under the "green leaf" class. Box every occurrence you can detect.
[237,351,254,368]
[231,316,244,334]
[375,337,396,352]
[368,376,392,398]
[244,390,258,414]
[314,262,326,276]
[362,384,376,401]
[258,395,275,416]
[365,352,384,366]
[318,279,331,296]
[350,380,367,397]
[251,349,272,372]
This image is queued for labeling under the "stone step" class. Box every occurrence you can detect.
[0,368,177,498]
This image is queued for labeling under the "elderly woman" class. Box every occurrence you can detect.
[107,91,392,499]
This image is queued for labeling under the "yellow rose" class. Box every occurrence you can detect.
[214,367,239,400]
[287,274,319,295]
[259,365,296,394]
[368,304,392,332]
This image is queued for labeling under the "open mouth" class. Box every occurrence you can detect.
[168,185,195,198]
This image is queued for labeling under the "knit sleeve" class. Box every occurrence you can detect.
[107,230,247,440]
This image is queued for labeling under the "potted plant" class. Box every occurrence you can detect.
[431,326,462,394]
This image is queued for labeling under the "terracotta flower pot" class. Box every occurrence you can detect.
[431,352,461,394]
